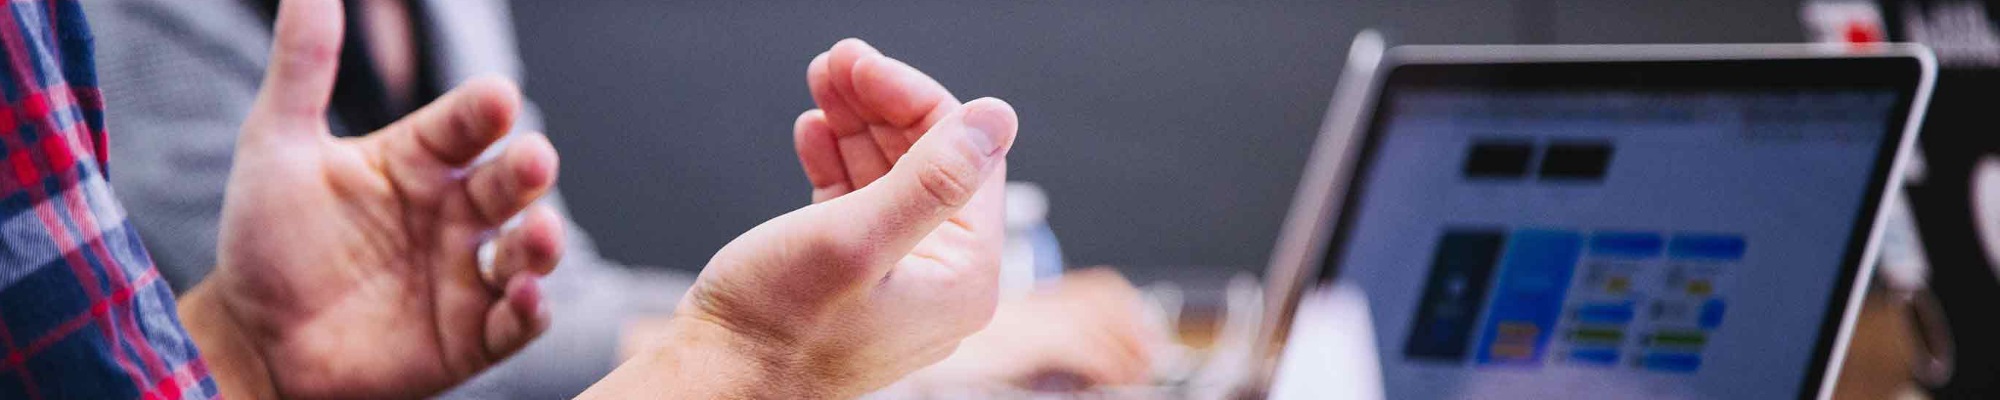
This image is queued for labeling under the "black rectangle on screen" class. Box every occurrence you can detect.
[1539,141,1613,181]
[1404,229,1509,361]
[1464,140,1535,179]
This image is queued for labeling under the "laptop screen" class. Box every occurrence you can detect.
[1284,57,1924,399]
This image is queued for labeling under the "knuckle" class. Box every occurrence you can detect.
[279,37,339,67]
[915,158,977,209]
[448,103,486,145]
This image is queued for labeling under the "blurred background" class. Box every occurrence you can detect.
[515,3,2000,397]
[75,0,1996,397]
[509,0,1805,284]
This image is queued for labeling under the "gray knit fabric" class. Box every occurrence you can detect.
[84,1,692,398]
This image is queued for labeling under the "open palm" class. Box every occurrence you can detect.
[200,1,563,398]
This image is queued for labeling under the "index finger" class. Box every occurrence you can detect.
[378,76,522,166]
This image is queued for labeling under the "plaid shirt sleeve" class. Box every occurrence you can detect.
[0,1,220,399]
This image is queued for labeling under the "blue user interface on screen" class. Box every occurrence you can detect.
[1336,90,1895,399]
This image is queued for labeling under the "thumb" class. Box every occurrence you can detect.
[828,97,1017,261]
[246,0,343,137]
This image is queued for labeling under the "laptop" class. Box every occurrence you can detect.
[1246,40,1936,400]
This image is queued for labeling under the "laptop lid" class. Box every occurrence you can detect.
[1251,43,1936,400]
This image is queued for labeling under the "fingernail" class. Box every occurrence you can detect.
[960,99,1016,157]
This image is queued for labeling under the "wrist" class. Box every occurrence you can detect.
[583,316,827,399]
[667,316,806,398]
[180,278,280,399]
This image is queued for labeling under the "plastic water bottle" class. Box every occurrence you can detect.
[1002,182,1065,296]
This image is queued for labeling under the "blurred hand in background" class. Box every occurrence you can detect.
[906,267,1160,390]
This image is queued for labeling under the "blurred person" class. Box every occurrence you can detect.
[89,0,1157,396]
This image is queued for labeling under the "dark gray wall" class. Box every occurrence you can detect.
[510,0,1801,281]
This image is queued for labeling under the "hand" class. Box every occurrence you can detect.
[906,268,1159,391]
[582,39,1017,399]
[178,0,564,398]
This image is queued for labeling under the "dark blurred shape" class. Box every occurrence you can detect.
[1538,141,1612,181]
[1405,229,1508,361]
[1879,0,2000,396]
[1464,140,1536,179]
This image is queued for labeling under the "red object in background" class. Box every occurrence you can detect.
[1803,2,1888,52]
[1847,20,1886,44]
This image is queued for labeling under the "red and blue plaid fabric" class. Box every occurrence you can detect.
[0,1,218,399]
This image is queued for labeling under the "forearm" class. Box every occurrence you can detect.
[580,317,812,399]
[179,279,280,399]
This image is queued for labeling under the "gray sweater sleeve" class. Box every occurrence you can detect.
[83,1,695,398]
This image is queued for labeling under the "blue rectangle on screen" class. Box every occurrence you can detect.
[1700,299,1727,329]
[1588,232,1663,258]
[1474,229,1582,366]
[1569,348,1620,366]
[1668,234,1746,260]
[1642,352,1703,373]
[1574,302,1636,324]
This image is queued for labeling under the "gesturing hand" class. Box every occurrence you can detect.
[178,0,564,398]
[583,39,1016,399]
